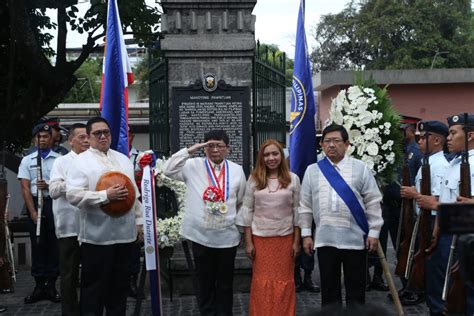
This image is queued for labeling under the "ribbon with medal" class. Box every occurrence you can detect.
[203,159,229,215]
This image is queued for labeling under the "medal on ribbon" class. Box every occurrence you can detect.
[203,159,229,215]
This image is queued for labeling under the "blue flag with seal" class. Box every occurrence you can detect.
[289,0,317,180]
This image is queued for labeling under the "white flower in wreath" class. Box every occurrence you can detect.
[357,143,367,157]
[154,167,187,248]
[349,129,362,142]
[348,86,363,101]
[331,109,344,125]
[366,142,379,156]
[359,111,373,126]
[363,87,375,95]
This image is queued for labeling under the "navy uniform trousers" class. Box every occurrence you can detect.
[28,197,59,279]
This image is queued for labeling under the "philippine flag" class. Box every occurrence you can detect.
[100,0,134,156]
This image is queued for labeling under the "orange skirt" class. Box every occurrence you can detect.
[249,234,296,316]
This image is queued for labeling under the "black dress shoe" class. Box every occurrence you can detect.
[0,306,6,313]
[387,288,410,300]
[303,275,321,293]
[46,287,61,303]
[371,275,389,291]
[24,287,46,304]
[400,293,425,306]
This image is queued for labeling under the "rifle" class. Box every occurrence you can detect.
[4,194,15,283]
[395,159,416,277]
[0,143,14,289]
[443,113,470,314]
[406,132,432,290]
[35,138,43,244]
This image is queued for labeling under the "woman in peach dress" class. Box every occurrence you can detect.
[237,139,300,316]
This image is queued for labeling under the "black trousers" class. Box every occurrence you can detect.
[192,242,237,316]
[28,198,59,279]
[59,237,80,316]
[318,247,367,307]
[80,242,133,316]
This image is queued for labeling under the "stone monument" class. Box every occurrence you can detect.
[160,0,257,175]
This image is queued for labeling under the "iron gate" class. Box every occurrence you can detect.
[149,57,169,157]
[252,41,287,161]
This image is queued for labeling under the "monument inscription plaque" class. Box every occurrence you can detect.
[171,82,251,175]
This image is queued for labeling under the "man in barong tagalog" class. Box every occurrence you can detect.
[66,117,143,315]
[299,124,384,307]
[164,130,246,316]
[49,123,90,316]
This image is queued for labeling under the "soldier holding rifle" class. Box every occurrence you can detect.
[400,121,449,310]
[417,113,474,316]
[18,123,61,303]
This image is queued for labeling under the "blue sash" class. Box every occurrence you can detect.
[318,157,369,239]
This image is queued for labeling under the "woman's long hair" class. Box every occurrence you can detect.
[251,139,291,190]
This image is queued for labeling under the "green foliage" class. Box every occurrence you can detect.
[133,56,150,101]
[256,42,294,86]
[1,0,160,148]
[63,58,102,103]
[312,0,474,70]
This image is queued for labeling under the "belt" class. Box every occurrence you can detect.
[33,196,52,201]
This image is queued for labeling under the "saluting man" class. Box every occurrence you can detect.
[18,123,61,304]
[417,113,474,316]
[164,130,247,315]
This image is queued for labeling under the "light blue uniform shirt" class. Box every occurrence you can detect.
[438,149,474,203]
[18,150,61,198]
[414,151,449,215]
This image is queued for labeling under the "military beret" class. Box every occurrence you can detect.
[32,123,52,136]
[447,113,474,127]
[418,120,449,137]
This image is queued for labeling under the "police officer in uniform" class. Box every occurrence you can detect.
[400,121,450,308]
[25,117,69,156]
[417,113,474,315]
[18,124,61,303]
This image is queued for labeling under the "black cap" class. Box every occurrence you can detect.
[418,121,449,137]
[32,123,52,136]
[447,113,474,127]
[37,117,60,130]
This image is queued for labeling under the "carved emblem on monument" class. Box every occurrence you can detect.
[202,73,217,92]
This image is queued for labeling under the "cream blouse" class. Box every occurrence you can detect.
[236,172,300,237]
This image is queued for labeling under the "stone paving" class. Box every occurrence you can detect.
[0,266,428,315]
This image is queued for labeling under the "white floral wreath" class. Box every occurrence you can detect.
[328,83,402,187]
[153,160,187,248]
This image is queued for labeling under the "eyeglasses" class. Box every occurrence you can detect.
[322,138,344,145]
[91,129,111,138]
[207,144,227,150]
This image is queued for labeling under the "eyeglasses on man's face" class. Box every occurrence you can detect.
[322,138,344,145]
[90,129,111,138]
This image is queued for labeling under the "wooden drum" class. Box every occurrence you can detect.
[95,171,136,217]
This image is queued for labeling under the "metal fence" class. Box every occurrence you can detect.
[149,58,169,157]
[253,41,287,161]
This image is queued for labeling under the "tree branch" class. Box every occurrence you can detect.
[55,2,67,67]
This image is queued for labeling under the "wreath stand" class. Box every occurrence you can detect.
[133,240,198,316]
